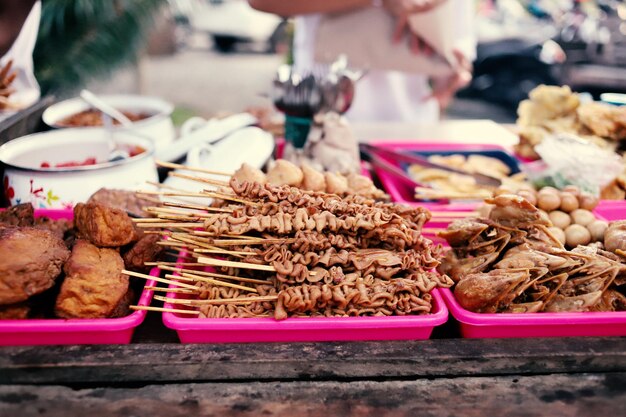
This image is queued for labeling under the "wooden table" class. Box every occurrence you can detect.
[1,121,625,416]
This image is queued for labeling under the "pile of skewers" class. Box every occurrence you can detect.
[127,163,453,320]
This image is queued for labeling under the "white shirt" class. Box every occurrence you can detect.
[293,1,475,123]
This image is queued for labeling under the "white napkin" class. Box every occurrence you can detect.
[314,6,457,77]
[0,1,41,120]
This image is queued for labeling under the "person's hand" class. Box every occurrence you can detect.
[382,0,448,55]
[427,49,473,110]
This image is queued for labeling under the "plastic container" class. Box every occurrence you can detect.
[593,200,626,222]
[441,288,626,338]
[368,141,521,204]
[0,209,156,345]
[162,282,448,343]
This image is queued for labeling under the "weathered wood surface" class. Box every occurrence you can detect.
[1,373,625,417]
[2,337,626,384]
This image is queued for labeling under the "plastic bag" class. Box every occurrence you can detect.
[526,133,623,195]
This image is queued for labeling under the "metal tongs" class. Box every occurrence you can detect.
[360,144,502,187]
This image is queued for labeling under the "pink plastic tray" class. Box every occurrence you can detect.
[368,141,518,204]
[162,257,448,343]
[441,288,626,338]
[435,205,626,338]
[593,200,626,221]
[0,209,156,346]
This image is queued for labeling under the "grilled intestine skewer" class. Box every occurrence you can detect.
[131,174,450,320]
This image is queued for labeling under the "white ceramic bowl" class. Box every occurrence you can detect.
[42,94,176,151]
[0,128,158,208]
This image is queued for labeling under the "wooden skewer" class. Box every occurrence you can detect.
[137,189,215,198]
[132,218,174,223]
[144,286,198,294]
[193,248,253,256]
[207,238,296,246]
[158,265,272,285]
[148,261,205,267]
[177,272,258,293]
[198,256,318,276]
[202,190,258,207]
[169,171,230,188]
[155,295,278,306]
[123,269,201,290]
[156,160,233,177]
[130,305,199,315]
[136,221,204,228]
[147,206,233,216]
[163,200,227,212]
[191,230,263,240]
[197,256,276,272]
[157,241,191,248]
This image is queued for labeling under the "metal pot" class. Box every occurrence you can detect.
[42,94,176,152]
[0,128,158,208]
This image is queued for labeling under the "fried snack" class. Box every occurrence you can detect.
[33,216,74,241]
[266,159,303,186]
[577,102,626,141]
[88,188,155,218]
[232,163,267,185]
[54,240,129,318]
[517,85,580,126]
[74,202,135,247]
[0,302,30,319]
[0,203,34,227]
[122,234,163,272]
[0,227,70,305]
[301,163,326,192]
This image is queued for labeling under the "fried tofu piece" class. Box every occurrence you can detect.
[74,202,135,247]
[88,188,156,218]
[0,203,34,227]
[0,227,70,305]
[122,234,163,272]
[0,302,30,319]
[55,240,129,318]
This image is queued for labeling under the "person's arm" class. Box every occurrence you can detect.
[248,0,372,17]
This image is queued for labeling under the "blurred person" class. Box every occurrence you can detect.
[249,0,475,122]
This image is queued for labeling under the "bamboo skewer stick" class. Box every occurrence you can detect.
[202,190,258,207]
[173,272,258,293]
[137,189,215,198]
[158,265,272,285]
[123,270,201,290]
[429,211,476,217]
[144,286,199,294]
[155,295,278,306]
[169,171,230,188]
[146,261,206,267]
[136,221,204,228]
[206,238,296,246]
[130,305,199,315]
[156,160,233,177]
[163,200,229,212]
[193,248,252,256]
[197,256,276,272]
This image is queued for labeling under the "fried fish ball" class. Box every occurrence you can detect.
[570,209,595,227]
[549,211,571,229]
[559,192,579,213]
[587,220,609,242]
[324,172,349,195]
[565,224,591,247]
[537,190,561,212]
[300,163,326,192]
[54,240,129,318]
[266,159,303,186]
[232,163,267,185]
[74,202,135,247]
